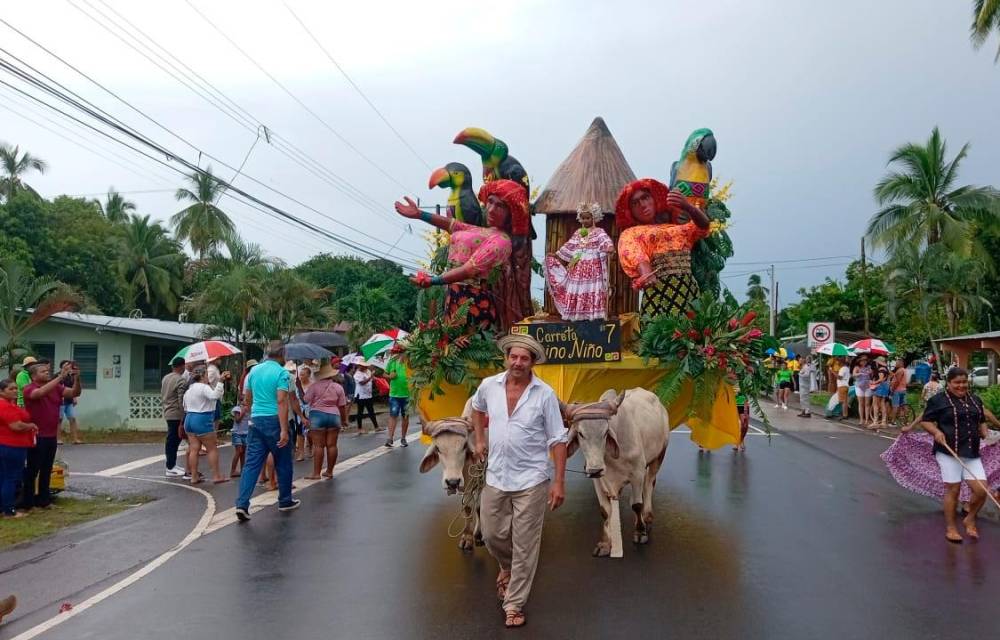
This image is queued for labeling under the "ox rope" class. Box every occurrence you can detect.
[448,458,487,538]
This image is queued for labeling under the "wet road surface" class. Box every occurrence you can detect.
[3,421,998,640]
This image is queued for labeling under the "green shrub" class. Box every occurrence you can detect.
[980,385,1000,416]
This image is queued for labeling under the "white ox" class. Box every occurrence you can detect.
[563,388,670,556]
[418,399,484,551]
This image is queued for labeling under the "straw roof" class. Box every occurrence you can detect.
[533,117,637,215]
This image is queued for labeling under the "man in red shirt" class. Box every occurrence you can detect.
[21,361,80,509]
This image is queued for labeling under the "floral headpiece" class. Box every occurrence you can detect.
[576,202,603,224]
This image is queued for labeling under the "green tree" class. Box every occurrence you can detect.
[117,214,186,316]
[172,167,234,258]
[867,127,1000,254]
[972,0,1000,60]
[296,254,417,330]
[184,265,266,356]
[746,273,769,303]
[99,189,137,225]
[0,258,80,368]
[0,143,47,203]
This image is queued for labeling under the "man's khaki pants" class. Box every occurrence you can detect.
[480,481,549,612]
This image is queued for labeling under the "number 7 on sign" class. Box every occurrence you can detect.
[604,323,616,343]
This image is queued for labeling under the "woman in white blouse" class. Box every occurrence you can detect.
[183,366,230,484]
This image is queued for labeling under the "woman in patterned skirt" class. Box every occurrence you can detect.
[615,178,710,318]
[544,202,615,321]
[394,179,530,331]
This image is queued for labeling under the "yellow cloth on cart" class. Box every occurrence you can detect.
[416,353,740,449]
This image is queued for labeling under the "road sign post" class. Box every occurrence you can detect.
[807,322,834,348]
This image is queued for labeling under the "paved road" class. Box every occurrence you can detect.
[3,416,998,640]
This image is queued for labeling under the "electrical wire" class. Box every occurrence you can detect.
[69,0,401,226]
[0,70,422,272]
[183,0,411,192]
[280,0,431,170]
[725,254,858,266]
[0,39,426,261]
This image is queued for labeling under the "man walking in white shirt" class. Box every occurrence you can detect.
[471,334,567,630]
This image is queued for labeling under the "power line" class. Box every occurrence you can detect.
[0,67,422,272]
[726,254,858,266]
[53,3,414,236]
[280,0,431,170]
[74,0,402,226]
[183,0,411,192]
[0,36,426,262]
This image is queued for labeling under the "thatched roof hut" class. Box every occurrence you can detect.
[535,117,639,317]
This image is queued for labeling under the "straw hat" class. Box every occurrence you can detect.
[245,359,259,369]
[284,360,297,372]
[22,356,37,366]
[355,358,370,368]
[315,361,339,381]
[497,333,547,364]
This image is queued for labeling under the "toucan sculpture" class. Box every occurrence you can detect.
[428,162,483,226]
[453,127,530,196]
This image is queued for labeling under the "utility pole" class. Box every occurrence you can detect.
[860,237,870,335]
[769,264,776,336]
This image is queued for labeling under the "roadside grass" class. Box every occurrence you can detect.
[1,495,153,549]
[69,429,165,444]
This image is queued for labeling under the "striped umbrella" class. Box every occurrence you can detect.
[174,340,241,363]
[360,329,409,360]
[815,342,854,357]
[849,338,894,356]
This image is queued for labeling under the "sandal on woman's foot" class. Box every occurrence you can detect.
[945,529,963,544]
[504,610,526,628]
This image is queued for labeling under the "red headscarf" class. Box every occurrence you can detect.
[479,179,530,237]
[614,178,670,230]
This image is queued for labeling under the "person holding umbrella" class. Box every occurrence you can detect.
[182,366,230,484]
[353,360,379,434]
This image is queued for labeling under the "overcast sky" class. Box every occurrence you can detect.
[3,0,999,306]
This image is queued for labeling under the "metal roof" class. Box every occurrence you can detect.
[48,312,208,342]
[934,331,1000,343]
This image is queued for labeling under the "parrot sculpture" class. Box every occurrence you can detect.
[428,162,483,226]
[669,128,717,215]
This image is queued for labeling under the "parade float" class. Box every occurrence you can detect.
[397,118,771,450]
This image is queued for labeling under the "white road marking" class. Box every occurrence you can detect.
[10,477,216,640]
[204,435,409,534]
[93,444,230,477]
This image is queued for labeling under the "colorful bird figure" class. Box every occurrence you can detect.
[428,162,483,226]
[453,127,530,196]
[669,128,717,215]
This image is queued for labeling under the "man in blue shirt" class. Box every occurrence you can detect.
[235,341,300,521]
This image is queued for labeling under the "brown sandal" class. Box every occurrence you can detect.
[963,517,980,541]
[504,610,526,628]
[945,528,963,544]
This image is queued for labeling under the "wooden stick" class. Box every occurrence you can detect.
[940,440,1000,511]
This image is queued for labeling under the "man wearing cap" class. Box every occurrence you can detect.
[15,356,39,408]
[234,341,300,521]
[161,357,188,478]
[471,333,567,629]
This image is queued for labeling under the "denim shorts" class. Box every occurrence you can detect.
[309,410,342,430]
[231,431,248,447]
[891,391,907,407]
[388,397,409,417]
[185,411,215,436]
[60,403,76,420]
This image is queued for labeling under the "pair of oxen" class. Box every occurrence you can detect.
[419,388,670,557]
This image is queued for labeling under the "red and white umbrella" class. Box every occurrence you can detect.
[849,338,894,356]
[174,340,241,363]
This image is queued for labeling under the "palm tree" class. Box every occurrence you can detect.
[184,265,267,357]
[972,0,1000,61]
[117,214,186,316]
[99,189,137,224]
[867,128,1000,254]
[171,167,234,258]
[0,258,80,368]
[745,274,769,303]
[0,143,48,203]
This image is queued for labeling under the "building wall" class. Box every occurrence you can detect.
[8,322,135,428]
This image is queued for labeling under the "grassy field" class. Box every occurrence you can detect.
[1,495,152,548]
